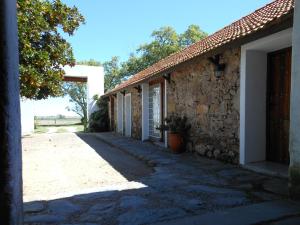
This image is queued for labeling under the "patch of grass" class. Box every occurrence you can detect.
[56,127,68,133]
[75,125,84,132]
[34,126,49,134]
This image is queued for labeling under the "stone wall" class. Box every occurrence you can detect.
[167,47,240,164]
[114,96,117,132]
[110,96,117,132]
[129,88,142,140]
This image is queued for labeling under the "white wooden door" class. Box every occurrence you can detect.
[124,93,131,137]
[149,84,161,138]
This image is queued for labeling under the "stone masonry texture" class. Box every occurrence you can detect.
[129,88,142,140]
[109,47,241,164]
[167,47,240,164]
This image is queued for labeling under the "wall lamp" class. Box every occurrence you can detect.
[134,85,142,93]
[162,73,171,83]
[208,54,226,79]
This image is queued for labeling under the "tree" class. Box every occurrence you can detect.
[104,25,208,91]
[63,82,88,132]
[179,25,208,48]
[103,56,124,91]
[89,96,109,132]
[77,59,102,66]
[18,0,85,100]
[122,26,181,77]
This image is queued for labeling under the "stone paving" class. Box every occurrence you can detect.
[24,132,300,225]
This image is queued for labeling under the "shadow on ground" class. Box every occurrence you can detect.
[24,132,294,225]
[76,133,153,181]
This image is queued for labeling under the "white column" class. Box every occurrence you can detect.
[142,83,149,141]
[289,0,300,199]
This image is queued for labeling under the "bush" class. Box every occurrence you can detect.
[89,96,109,132]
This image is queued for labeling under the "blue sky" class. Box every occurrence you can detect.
[35,0,272,117]
[63,0,272,63]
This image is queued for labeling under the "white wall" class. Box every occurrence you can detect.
[20,65,105,135]
[20,99,35,136]
[64,65,105,118]
[240,51,267,164]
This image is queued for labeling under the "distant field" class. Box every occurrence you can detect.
[35,118,81,126]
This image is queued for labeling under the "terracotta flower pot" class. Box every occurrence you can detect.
[168,133,184,154]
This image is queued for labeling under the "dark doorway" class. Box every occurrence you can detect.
[267,47,292,164]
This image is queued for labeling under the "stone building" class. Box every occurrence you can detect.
[104,0,300,198]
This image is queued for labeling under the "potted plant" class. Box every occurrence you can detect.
[157,114,191,154]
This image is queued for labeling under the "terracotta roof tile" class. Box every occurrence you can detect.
[106,0,294,95]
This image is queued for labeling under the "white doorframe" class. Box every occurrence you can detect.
[240,28,292,165]
[124,93,132,137]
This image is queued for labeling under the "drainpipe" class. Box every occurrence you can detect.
[289,0,300,200]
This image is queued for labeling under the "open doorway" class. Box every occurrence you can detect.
[240,29,292,177]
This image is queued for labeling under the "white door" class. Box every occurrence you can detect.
[124,93,131,137]
[117,93,123,134]
[149,84,161,138]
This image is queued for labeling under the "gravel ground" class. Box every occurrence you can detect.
[22,133,152,202]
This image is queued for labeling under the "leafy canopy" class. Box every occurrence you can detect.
[104,25,207,91]
[77,59,102,67]
[18,0,85,99]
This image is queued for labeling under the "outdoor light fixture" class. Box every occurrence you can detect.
[134,85,142,93]
[208,54,226,79]
[121,90,126,96]
[162,73,171,83]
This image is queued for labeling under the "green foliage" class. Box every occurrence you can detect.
[34,126,49,134]
[89,97,109,132]
[103,56,124,91]
[179,25,208,47]
[18,0,85,99]
[63,82,88,132]
[159,113,191,135]
[77,59,102,66]
[158,113,191,146]
[104,25,207,91]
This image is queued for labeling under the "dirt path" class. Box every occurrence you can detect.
[22,133,152,202]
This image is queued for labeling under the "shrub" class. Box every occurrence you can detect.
[89,96,109,132]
